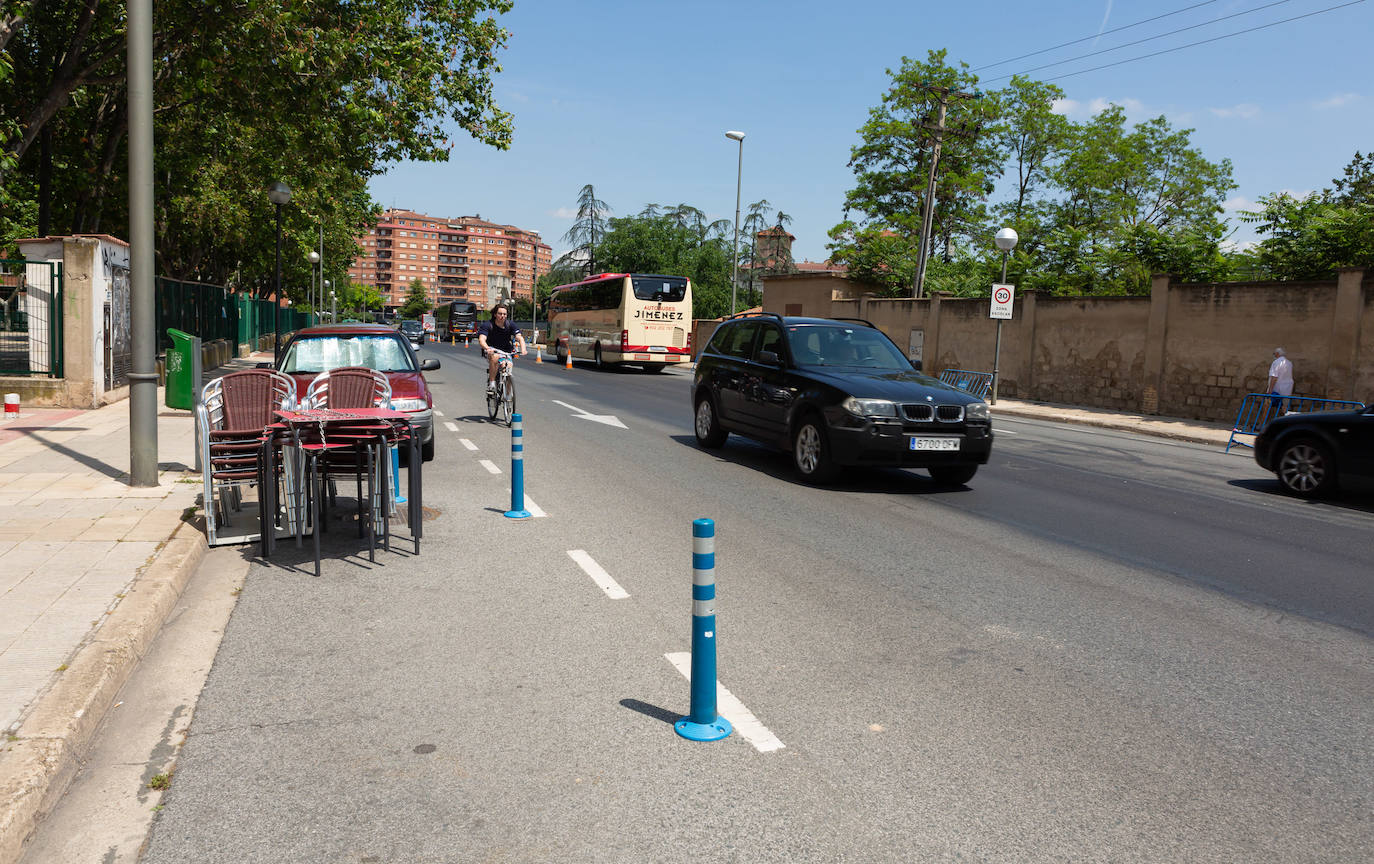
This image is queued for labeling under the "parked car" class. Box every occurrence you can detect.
[269,323,440,461]
[692,313,993,484]
[1253,403,1374,497]
[399,319,426,348]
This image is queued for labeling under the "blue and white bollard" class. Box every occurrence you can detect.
[504,413,531,519]
[390,445,406,506]
[675,518,732,742]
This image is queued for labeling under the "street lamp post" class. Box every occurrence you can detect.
[308,250,320,323]
[323,279,331,320]
[726,130,745,316]
[991,227,1019,405]
[268,181,292,365]
[330,290,336,323]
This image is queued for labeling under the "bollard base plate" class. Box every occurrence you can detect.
[674,715,732,742]
[504,508,532,519]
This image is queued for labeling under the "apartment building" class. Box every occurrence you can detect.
[348,209,553,313]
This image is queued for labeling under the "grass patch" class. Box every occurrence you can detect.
[148,772,172,790]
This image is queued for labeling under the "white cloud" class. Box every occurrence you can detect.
[1051,96,1150,121]
[549,207,578,219]
[1220,238,1259,253]
[1210,103,1260,120]
[1314,92,1359,110]
[1222,195,1255,212]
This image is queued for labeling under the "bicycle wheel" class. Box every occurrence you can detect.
[487,382,498,420]
[501,373,514,426]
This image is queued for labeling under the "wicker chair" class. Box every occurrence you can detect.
[302,366,392,410]
[196,369,297,546]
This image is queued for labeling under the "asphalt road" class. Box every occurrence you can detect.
[136,341,1374,863]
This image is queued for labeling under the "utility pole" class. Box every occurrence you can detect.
[911,86,979,299]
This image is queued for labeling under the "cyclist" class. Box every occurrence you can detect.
[476,302,527,393]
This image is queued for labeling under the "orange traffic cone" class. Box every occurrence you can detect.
[564,350,572,370]
[535,347,542,364]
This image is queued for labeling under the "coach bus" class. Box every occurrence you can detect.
[447,299,478,341]
[547,273,693,371]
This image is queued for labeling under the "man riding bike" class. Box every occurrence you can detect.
[476,303,527,393]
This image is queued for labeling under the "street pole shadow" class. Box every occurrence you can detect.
[618,698,679,726]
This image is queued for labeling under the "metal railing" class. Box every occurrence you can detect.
[938,368,993,400]
[1225,392,1366,453]
[0,259,63,377]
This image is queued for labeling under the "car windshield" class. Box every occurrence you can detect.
[400,321,421,333]
[282,335,416,374]
[785,324,912,370]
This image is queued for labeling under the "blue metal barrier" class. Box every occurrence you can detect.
[1225,392,1365,453]
[939,369,994,400]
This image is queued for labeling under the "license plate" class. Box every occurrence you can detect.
[648,346,666,353]
[909,436,960,451]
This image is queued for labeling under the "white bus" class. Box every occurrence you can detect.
[547,273,693,371]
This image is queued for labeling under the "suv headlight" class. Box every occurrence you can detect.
[965,402,990,421]
[389,398,427,412]
[842,397,898,418]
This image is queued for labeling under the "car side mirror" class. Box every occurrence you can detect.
[757,350,782,366]
[255,361,273,369]
[421,358,440,371]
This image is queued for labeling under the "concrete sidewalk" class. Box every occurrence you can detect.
[0,368,1242,863]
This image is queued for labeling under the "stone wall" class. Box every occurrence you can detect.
[760,268,1373,422]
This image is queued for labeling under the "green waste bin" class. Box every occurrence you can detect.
[165,328,202,409]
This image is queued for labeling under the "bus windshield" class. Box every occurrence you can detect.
[631,275,688,303]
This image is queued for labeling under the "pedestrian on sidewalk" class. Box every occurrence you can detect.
[1267,347,1294,414]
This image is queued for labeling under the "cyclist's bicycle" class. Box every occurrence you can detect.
[485,349,519,426]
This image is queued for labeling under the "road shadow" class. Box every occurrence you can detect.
[668,434,972,495]
[1228,477,1374,514]
[619,698,680,726]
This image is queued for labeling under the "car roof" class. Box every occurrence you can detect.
[723,313,877,328]
[293,323,400,337]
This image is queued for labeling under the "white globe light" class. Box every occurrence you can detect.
[994,227,1019,251]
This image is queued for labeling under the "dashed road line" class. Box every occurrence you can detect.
[664,652,785,753]
[567,549,628,599]
[478,459,501,474]
[520,494,547,518]
[433,409,445,417]
[460,439,478,451]
[444,421,460,433]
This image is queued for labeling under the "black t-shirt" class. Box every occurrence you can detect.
[478,320,520,352]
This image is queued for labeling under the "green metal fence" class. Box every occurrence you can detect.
[156,278,315,353]
[0,259,63,377]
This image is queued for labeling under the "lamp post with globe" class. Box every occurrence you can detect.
[991,227,1018,405]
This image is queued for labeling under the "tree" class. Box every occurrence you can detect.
[834,50,1001,277]
[399,278,432,318]
[561,184,610,275]
[593,205,734,319]
[1240,191,1374,280]
[1,0,514,287]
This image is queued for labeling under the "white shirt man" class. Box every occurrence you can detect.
[1267,348,1294,397]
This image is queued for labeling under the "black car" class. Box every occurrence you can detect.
[399,319,426,348]
[1254,403,1374,497]
[692,313,994,484]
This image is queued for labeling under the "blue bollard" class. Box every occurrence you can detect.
[390,445,406,505]
[504,413,532,519]
[675,518,732,742]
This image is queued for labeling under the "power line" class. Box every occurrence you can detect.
[983,0,1301,83]
[975,0,1220,71]
[1031,0,1366,84]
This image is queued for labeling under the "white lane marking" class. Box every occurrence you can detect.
[992,426,1018,434]
[519,494,547,518]
[433,409,445,417]
[551,399,628,429]
[479,459,501,474]
[567,549,628,599]
[460,439,478,451]
[664,652,784,753]
[444,421,460,433]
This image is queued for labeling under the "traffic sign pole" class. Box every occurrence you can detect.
[989,282,1015,405]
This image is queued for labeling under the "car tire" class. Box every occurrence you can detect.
[694,395,728,448]
[792,414,838,483]
[1276,437,1336,498]
[928,464,977,486]
[422,436,435,462]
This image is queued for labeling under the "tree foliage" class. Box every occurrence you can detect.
[399,278,432,318]
[559,184,610,276]
[1,0,514,291]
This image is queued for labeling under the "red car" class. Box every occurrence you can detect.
[268,323,440,460]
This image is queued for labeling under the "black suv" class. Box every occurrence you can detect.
[1253,403,1374,497]
[692,314,994,484]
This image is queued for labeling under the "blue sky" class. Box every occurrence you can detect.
[371,0,1372,262]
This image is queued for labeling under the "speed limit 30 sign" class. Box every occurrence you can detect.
[990,283,1015,320]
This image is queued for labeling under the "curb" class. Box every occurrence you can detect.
[0,519,208,864]
[991,405,1231,448]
